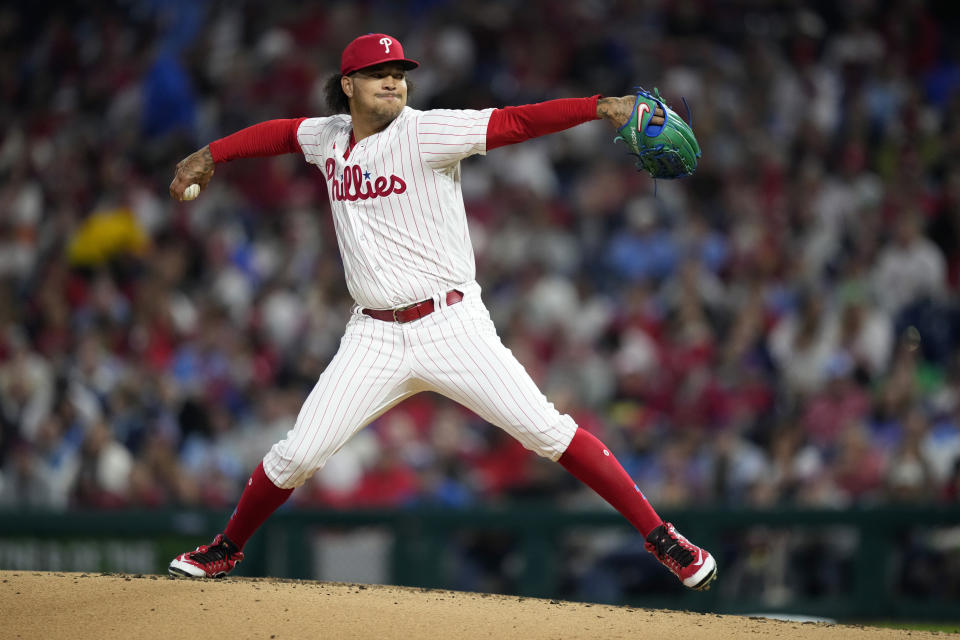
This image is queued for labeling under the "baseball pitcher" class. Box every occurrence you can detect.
[167,33,715,591]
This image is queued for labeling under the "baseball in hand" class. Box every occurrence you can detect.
[183,183,200,201]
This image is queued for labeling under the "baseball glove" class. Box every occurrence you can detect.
[614,87,701,179]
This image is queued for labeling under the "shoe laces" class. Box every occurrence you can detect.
[646,523,695,569]
[189,536,241,568]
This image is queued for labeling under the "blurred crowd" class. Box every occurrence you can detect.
[1,0,960,514]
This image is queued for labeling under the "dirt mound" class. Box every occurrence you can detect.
[0,571,941,639]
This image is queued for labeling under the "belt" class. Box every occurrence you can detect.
[362,289,464,323]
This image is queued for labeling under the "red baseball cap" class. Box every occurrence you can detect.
[340,33,420,76]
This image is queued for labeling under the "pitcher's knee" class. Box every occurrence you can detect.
[516,413,579,462]
[262,444,319,490]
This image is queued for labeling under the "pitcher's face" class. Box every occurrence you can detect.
[343,62,408,124]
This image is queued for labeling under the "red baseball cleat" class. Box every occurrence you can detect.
[168,534,244,578]
[644,522,718,590]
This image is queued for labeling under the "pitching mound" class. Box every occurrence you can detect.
[0,570,943,639]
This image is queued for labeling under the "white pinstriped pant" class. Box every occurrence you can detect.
[262,280,579,489]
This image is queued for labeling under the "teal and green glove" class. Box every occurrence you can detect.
[614,87,701,179]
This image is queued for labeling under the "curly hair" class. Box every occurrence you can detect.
[323,73,415,114]
[323,74,350,114]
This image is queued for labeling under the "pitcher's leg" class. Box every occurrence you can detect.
[264,315,414,489]
[413,314,657,533]
[171,315,413,577]
[223,461,293,551]
[558,427,662,536]
[409,291,717,589]
[408,301,577,460]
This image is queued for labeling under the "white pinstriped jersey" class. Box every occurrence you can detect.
[297,106,494,310]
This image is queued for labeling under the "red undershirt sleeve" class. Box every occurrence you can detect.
[208,118,308,163]
[486,95,601,151]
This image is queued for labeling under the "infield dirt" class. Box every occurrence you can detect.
[0,570,946,639]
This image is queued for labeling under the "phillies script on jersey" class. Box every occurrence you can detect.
[297,107,492,309]
[325,159,407,201]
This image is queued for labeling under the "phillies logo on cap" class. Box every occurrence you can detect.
[341,33,420,76]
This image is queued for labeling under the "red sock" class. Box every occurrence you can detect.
[223,462,293,549]
[558,428,663,538]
